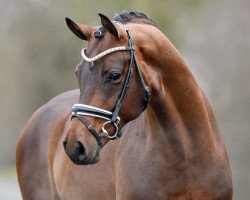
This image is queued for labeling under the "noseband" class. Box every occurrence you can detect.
[71,29,151,147]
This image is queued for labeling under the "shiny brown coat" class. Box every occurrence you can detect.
[16,13,232,200]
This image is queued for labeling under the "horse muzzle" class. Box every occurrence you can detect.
[71,104,122,147]
[63,132,100,165]
[63,104,123,165]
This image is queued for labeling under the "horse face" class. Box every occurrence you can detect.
[63,15,147,165]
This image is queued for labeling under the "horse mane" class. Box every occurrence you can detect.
[113,11,159,29]
[94,11,159,39]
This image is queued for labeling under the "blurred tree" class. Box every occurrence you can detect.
[179,0,250,199]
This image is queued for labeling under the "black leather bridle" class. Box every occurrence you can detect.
[71,29,151,147]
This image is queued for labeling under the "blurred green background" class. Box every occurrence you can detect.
[0,0,249,199]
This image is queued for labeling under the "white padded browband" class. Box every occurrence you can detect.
[81,46,129,64]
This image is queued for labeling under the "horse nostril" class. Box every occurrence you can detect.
[76,142,86,161]
[63,140,67,151]
[63,139,87,164]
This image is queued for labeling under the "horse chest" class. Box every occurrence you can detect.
[114,136,231,200]
[114,143,188,199]
[115,160,228,200]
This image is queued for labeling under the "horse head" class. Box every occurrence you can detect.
[63,14,151,165]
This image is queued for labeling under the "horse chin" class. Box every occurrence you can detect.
[68,150,100,165]
[71,154,100,165]
[84,155,100,165]
[79,149,100,165]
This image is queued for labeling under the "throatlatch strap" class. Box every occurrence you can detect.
[133,54,151,103]
[127,30,151,104]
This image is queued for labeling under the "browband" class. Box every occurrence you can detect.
[81,46,133,64]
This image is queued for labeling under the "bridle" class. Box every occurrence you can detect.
[71,28,151,147]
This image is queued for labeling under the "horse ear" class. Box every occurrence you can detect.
[65,17,92,41]
[98,13,120,38]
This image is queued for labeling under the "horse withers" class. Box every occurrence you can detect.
[16,11,232,200]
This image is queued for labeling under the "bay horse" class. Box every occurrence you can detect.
[16,11,232,200]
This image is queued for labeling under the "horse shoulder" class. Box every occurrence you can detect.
[16,89,79,200]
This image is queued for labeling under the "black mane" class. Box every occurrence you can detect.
[94,11,159,39]
[113,11,159,29]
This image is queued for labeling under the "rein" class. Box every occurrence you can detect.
[71,29,151,147]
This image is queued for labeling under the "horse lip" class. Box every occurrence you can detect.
[70,155,99,165]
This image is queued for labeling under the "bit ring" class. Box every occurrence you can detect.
[101,121,119,139]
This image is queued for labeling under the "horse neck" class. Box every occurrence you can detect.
[138,28,223,163]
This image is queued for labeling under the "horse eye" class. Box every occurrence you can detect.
[109,73,121,81]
